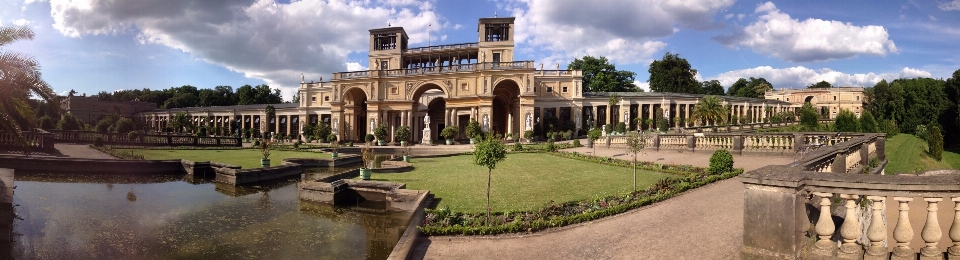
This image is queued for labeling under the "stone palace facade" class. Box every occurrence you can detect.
[136,17,802,143]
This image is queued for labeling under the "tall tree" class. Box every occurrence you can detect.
[808,81,832,89]
[943,69,960,146]
[0,25,57,150]
[648,52,699,94]
[473,134,506,225]
[700,80,724,96]
[726,78,749,97]
[731,77,773,98]
[568,56,638,92]
[292,90,301,104]
[236,84,256,105]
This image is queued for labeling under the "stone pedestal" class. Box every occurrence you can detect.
[421,129,432,145]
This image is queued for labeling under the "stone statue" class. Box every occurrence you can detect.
[436,58,440,67]
[525,114,532,129]
[480,52,486,63]
[482,114,489,131]
[319,76,323,82]
[332,120,339,133]
[424,115,431,129]
[556,63,560,70]
[539,63,543,70]
[300,73,304,83]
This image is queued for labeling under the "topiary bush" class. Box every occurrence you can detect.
[546,139,555,152]
[604,123,613,134]
[616,122,626,134]
[572,139,581,147]
[708,149,734,175]
[929,125,943,161]
[94,137,104,147]
[860,110,878,133]
[513,142,523,151]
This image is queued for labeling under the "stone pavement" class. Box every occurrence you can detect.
[0,143,115,159]
[409,143,794,260]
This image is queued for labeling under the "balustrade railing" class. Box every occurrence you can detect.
[333,61,536,79]
[593,132,868,158]
[0,130,55,153]
[47,130,241,147]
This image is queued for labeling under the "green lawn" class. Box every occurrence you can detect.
[119,148,330,169]
[884,134,960,174]
[372,153,673,212]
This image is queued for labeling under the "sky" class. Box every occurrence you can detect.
[2,0,960,101]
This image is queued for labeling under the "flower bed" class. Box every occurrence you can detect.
[419,169,742,236]
[91,145,145,160]
[549,151,707,176]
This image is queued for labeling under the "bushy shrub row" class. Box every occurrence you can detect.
[90,145,145,160]
[419,169,743,235]
[550,151,709,176]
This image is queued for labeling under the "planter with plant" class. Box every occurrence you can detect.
[395,126,411,147]
[327,134,339,157]
[402,144,411,163]
[365,133,375,145]
[373,124,388,146]
[260,139,272,168]
[441,125,458,145]
[466,119,482,144]
[587,127,601,152]
[360,144,376,180]
[523,130,534,143]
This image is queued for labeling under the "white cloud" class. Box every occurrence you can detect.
[45,0,443,101]
[713,2,898,62]
[940,0,960,11]
[709,66,932,89]
[634,80,651,92]
[12,19,32,26]
[501,0,734,65]
[345,62,367,72]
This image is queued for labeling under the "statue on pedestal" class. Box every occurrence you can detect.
[422,115,432,145]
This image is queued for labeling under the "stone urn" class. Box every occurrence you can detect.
[402,155,410,163]
[400,141,407,147]
[470,138,476,144]
[359,168,371,180]
[260,158,270,168]
[331,151,338,158]
[377,140,385,146]
[445,139,453,145]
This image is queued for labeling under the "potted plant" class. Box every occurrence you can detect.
[523,130,534,143]
[259,139,272,168]
[401,144,411,163]
[395,126,411,147]
[466,119,482,144]
[365,133,375,145]
[327,134,339,158]
[360,144,376,180]
[373,124,388,146]
[644,119,654,133]
[441,125,458,145]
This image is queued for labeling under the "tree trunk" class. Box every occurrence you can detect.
[487,168,492,226]
[633,155,637,191]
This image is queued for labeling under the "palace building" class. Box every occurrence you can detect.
[136,17,797,142]
[765,87,866,119]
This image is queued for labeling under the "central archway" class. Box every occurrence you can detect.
[411,83,447,144]
[343,87,367,141]
[492,79,521,136]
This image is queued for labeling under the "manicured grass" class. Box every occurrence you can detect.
[372,153,673,212]
[118,148,330,169]
[884,134,960,174]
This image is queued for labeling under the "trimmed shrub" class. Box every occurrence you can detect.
[253,140,260,146]
[513,142,523,151]
[57,113,82,130]
[572,139,581,147]
[546,139,555,152]
[604,124,614,134]
[95,119,112,132]
[327,134,337,142]
[860,110,878,133]
[94,137,104,147]
[929,125,943,161]
[113,118,135,133]
[916,124,929,142]
[38,115,56,129]
[127,131,139,140]
[365,133,375,143]
[708,149,734,175]
[616,122,626,133]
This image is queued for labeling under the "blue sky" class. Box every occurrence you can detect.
[3,0,959,101]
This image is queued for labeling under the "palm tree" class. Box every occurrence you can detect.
[1,25,57,150]
[691,96,726,126]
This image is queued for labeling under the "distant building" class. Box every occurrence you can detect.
[765,87,866,119]
[137,17,794,142]
[60,93,157,125]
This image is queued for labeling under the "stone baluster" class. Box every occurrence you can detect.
[865,196,888,258]
[839,194,863,256]
[813,192,837,254]
[920,198,943,258]
[950,197,960,258]
[892,197,914,259]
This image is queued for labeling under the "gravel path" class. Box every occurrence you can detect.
[51,143,116,159]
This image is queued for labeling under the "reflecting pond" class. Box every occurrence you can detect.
[10,169,411,259]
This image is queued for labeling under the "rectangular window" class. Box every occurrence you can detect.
[391,87,398,95]
[311,97,317,101]
[380,61,388,70]
[492,53,501,63]
[786,98,789,101]
[546,87,553,93]
[461,83,468,91]
[562,86,568,93]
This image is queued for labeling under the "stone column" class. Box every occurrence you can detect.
[507,112,513,135]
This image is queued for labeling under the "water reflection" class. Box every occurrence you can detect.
[10,172,411,259]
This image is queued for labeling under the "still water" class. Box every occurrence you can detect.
[10,168,410,260]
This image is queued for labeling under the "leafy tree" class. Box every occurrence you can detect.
[466,119,482,139]
[700,80,724,95]
[941,69,960,146]
[568,56,638,92]
[0,25,57,150]
[473,134,506,225]
[588,127,602,155]
[648,52,699,94]
[292,90,301,104]
[625,131,647,191]
[726,78,749,97]
[896,78,947,134]
[38,115,55,129]
[691,96,726,126]
[314,123,331,142]
[860,110,879,133]
[237,84,257,105]
[800,103,819,131]
[57,113,82,130]
[113,118,135,133]
[732,77,773,98]
[865,79,905,127]
[808,81,832,89]
[708,150,734,175]
[163,92,200,109]
[834,109,859,132]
